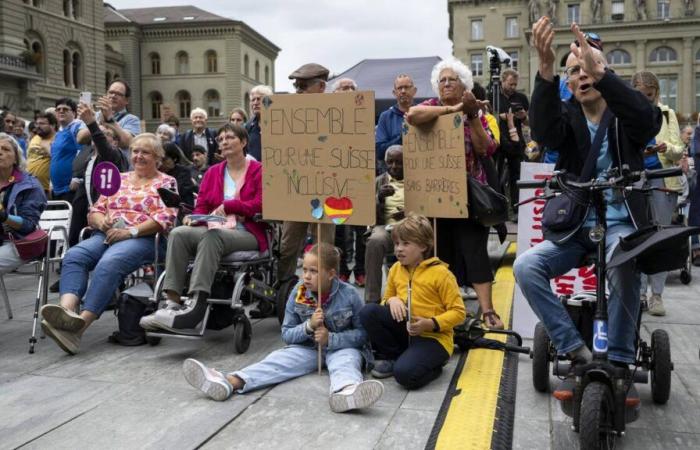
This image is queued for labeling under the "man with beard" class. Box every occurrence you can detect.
[375,75,416,174]
[26,112,57,194]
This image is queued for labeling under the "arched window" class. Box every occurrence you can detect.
[150,52,160,75]
[204,90,221,117]
[265,65,270,85]
[649,46,677,63]
[205,50,217,73]
[607,49,631,65]
[149,92,163,119]
[696,49,700,61]
[25,32,45,75]
[72,52,82,88]
[177,90,192,118]
[105,71,111,90]
[176,51,189,75]
[244,92,250,116]
[71,0,79,18]
[244,54,249,76]
[63,49,71,87]
[255,60,260,81]
[63,0,70,16]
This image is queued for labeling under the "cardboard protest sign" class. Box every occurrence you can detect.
[402,113,468,218]
[260,91,376,226]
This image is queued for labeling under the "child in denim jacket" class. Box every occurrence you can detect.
[183,243,383,412]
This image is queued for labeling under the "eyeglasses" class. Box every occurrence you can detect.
[107,90,126,98]
[55,106,72,113]
[564,65,582,78]
[293,78,322,92]
[438,76,460,86]
[216,134,238,144]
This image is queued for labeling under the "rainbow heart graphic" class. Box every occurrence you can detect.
[323,197,353,224]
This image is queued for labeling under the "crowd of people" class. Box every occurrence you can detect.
[0,16,698,413]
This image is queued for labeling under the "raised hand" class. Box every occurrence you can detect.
[569,23,605,82]
[532,16,556,81]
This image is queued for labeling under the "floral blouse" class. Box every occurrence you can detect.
[90,171,178,232]
[421,98,497,184]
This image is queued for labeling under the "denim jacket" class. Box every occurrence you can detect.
[281,278,370,360]
[4,169,47,237]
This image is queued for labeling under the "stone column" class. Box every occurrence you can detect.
[635,40,646,72]
[224,33,241,115]
[680,37,694,116]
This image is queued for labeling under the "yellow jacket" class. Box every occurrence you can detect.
[485,113,500,145]
[656,104,685,192]
[382,257,466,355]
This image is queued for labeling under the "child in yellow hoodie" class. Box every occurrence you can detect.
[359,214,465,389]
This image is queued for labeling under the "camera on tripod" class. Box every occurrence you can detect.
[486,46,513,114]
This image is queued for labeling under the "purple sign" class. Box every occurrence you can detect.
[93,161,121,197]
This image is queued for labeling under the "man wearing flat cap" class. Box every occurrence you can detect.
[276,63,336,286]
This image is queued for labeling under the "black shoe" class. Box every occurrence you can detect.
[49,280,60,293]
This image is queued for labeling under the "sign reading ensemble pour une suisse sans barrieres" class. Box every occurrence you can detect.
[402,112,468,218]
[260,91,376,226]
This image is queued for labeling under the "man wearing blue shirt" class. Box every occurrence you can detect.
[50,98,91,201]
[97,80,141,152]
[375,75,416,174]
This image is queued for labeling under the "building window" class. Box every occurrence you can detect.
[657,0,670,18]
[611,0,625,18]
[567,4,580,24]
[176,51,189,74]
[265,65,270,85]
[649,46,677,63]
[471,19,483,41]
[150,52,160,75]
[149,92,163,119]
[205,50,217,73]
[696,49,700,61]
[24,34,44,75]
[63,50,71,87]
[505,17,518,38]
[255,60,260,81]
[607,49,631,65]
[658,76,677,109]
[471,53,483,77]
[71,52,82,88]
[508,51,519,71]
[63,0,70,16]
[244,54,249,76]
[244,92,251,117]
[177,91,192,118]
[204,90,221,117]
[105,71,111,89]
[72,0,79,18]
[63,0,77,18]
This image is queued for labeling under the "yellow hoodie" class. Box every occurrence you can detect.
[656,104,685,192]
[381,257,466,355]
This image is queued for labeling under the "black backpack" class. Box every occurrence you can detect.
[108,291,156,346]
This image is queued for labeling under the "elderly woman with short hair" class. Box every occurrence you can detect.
[156,123,177,144]
[406,58,504,329]
[41,133,177,354]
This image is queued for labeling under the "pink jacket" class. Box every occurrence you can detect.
[194,160,268,252]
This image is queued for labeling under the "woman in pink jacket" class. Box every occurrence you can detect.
[143,123,266,332]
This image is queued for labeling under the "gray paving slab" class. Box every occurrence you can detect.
[374,408,438,450]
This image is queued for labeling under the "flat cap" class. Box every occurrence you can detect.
[288,63,330,81]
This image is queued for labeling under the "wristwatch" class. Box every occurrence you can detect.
[128,227,139,238]
[105,117,115,124]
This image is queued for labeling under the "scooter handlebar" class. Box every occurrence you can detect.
[644,166,683,180]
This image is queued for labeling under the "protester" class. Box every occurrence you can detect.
[514,18,661,399]
[179,108,219,165]
[166,115,181,143]
[0,133,47,275]
[331,78,357,92]
[181,243,383,412]
[190,144,209,187]
[50,98,91,202]
[40,133,177,355]
[244,85,274,162]
[406,58,503,328]
[276,64,336,286]
[229,108,248,126]
[26,112,56,194]
[97,80,141,151]
[2,111,15,134]
[360,214,465,389]
[156,123,177,144]
[375,75,416,174]
[12,119,27,154]
[690,117,700,266]
[161,143,195,208]
[632,71,685,316]
[364,145,404,303]
[141,123,265,333]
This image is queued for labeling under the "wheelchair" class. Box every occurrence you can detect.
[517,166,693,450]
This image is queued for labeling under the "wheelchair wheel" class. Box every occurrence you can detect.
[146,336,162,346]
[680,269,691,285]
[651,329,672,404]
[532,322,551,392]
[233,316,252,354]
[579,381,616,450]
[276,277,297,325]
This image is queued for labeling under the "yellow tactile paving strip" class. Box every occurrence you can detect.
[435,243,517,450]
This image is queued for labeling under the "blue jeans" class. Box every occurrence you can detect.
[514,223,640,363]
[59,232,161,316]
[231,345,363,394]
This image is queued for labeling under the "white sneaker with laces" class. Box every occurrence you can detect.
[139,300,185,331]
[182,358,233,401]
[329,380,384,413]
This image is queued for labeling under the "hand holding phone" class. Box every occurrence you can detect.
[79,91,92,106]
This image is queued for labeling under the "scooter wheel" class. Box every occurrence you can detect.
[579,381,616,450]
[233,317,252,354]
[680,269,691,285]
[275,277,297,325]
[532,322,551,392]
[651,329,672,404]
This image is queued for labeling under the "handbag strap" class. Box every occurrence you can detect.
[580,108,614,181]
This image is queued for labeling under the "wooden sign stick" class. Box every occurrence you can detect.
[317,222,323,375]
[433,217,437,258]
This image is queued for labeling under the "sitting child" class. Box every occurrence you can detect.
[360,214,466,389]
[182,242,384,412]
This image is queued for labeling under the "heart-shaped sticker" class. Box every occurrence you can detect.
[323,197,353,224]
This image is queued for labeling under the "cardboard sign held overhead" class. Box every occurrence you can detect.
[402,113,468,218]
[260,91,376,226]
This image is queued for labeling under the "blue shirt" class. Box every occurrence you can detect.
[584,119,630,227]
[50,120,86,195]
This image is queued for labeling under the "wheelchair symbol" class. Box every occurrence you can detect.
[593,320,608,353]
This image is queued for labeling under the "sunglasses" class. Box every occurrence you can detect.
[574,32,603,51]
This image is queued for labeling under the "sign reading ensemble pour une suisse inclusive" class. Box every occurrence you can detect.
[260,91,376,226]
[402,112,468,218]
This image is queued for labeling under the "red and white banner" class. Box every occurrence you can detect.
[512,162,597,338]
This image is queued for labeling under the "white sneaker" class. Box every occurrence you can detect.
[648,294,666,316]
[140,300,183,331]
[329,380,384,413]
[182,358,233,401]
[148,299,207,332]
[460,286,478,299]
